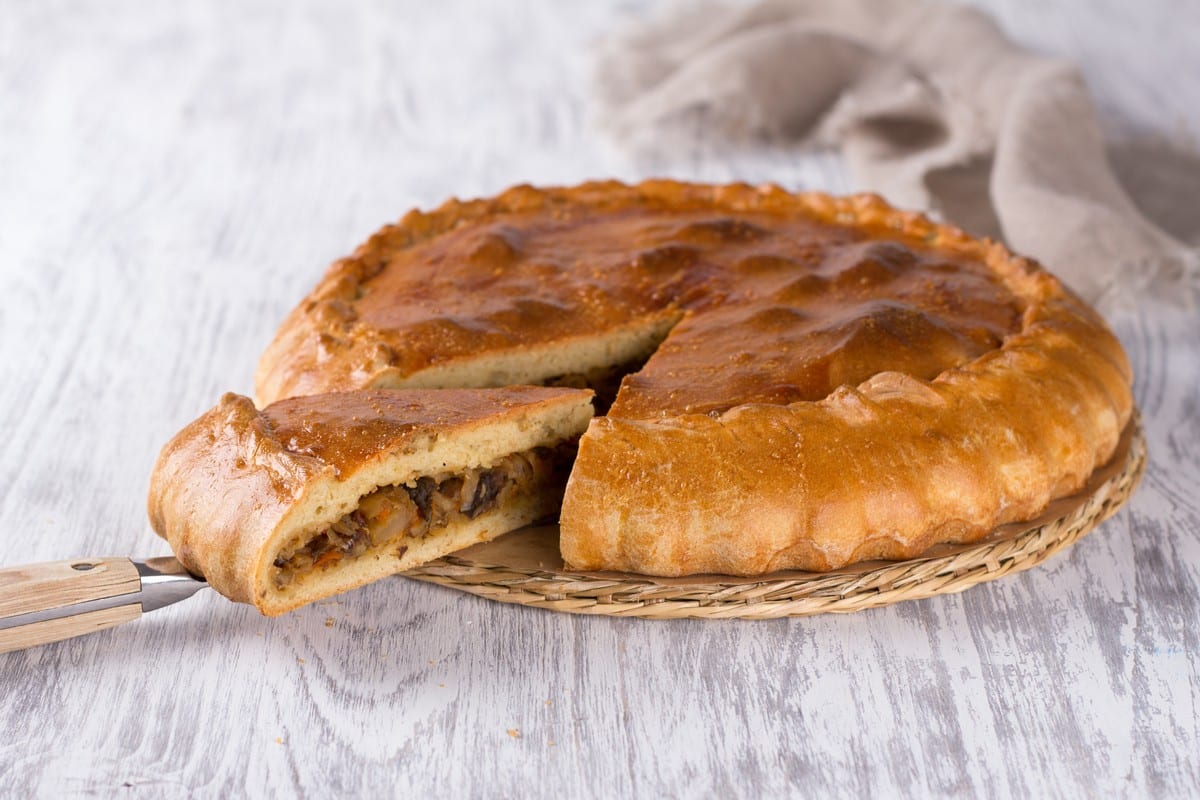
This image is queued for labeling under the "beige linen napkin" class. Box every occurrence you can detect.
[594,0,1197,306]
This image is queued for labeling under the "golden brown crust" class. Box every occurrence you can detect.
[147,387,592,609]
[252,180,1133,576]
[254,181,1023,410]
[561,289,1132,575]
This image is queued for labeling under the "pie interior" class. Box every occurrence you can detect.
[270,440,576,591]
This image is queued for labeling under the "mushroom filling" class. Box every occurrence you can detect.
[271,441,576,589]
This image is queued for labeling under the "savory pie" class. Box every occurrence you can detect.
[252,180,1133,577]
[148,387,593,613]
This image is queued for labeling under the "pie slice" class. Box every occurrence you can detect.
[252,180,1134,577]
[148,387,593,614]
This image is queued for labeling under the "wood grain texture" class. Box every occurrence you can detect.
[0,557,139,619]
[0,0,1196,797]
[0,604,141,655]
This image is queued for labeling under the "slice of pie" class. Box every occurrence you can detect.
[148,387,593,614]
[253,180,1134,577]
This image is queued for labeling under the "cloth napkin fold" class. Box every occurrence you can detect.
[593,0,1197,306]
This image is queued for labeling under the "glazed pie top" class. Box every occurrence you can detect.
[255,180,1133,576]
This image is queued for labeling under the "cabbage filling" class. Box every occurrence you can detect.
[271,441,576,589]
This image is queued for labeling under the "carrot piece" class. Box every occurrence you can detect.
[314,551,343,569]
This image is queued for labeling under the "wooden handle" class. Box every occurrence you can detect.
[0,558,142,654]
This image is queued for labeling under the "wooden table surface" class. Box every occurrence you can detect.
[1,1,1197,796]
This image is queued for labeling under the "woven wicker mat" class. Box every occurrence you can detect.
[404,414,1146,619]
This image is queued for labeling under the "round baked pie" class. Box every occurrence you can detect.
[255,180,1133,576]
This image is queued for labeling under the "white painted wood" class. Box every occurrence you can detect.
[0,0,1196,796]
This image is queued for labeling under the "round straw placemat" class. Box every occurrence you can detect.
[404,413,1146,619]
